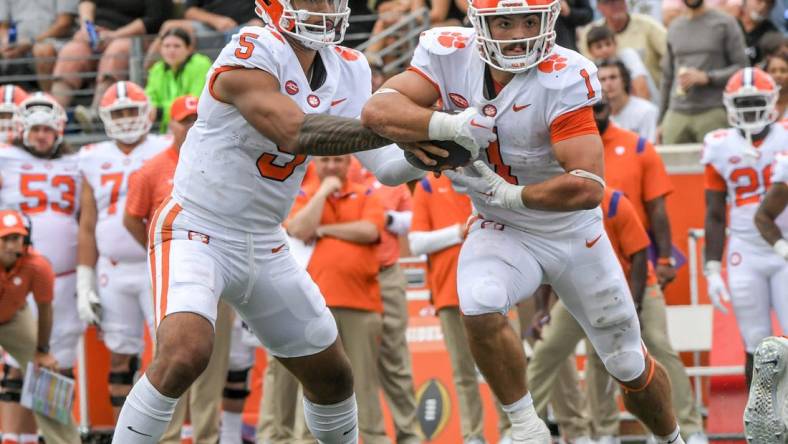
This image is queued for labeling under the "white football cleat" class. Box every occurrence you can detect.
[744,336,788,443]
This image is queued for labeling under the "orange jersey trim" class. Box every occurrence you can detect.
[208,66,245,104]
[704,164,727,192]
[550,106,598,145]
[406,67,441,95]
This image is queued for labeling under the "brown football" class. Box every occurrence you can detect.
[404,139,472,172]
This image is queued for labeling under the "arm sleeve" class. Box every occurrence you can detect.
[549,107,598,145]
[31,256,55,305]
[386,210,412,235]
[706,18,749,86]
[141,0,172,34]
[641,143,674,201]
[354,145,425,186]
[125,169,151,219]
[408,226,463,256]
[615,196,651,257]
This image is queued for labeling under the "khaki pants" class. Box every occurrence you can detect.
[333,308,390,444]
[660,108,727,144]
[439,307,485,441]
[257,355,312,444]
[0,306,80,444]
[160,301,233,443]
[585,286,704,437]
[377,264,420,443]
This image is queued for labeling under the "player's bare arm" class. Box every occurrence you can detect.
[35,300,57,370]
[645,197,676,287]
[630,249,648,314]
[754,183,788,246]
[123,211,147,248]
[214,68,394,156]
[360,70,442,142]
[704,190,727,262]
[77,178,99,267]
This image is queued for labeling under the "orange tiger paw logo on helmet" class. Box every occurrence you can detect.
[437,32,469,49]
[538,54,568,73]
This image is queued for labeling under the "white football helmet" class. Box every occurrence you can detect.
[98,81,152,144]
[0,84,29,143]
[254,0,350,50]
[18,92,67,154]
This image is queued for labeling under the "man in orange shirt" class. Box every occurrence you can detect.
[0,210,80,444]
[122,95,235,444]
[287,155,388,444]
[528,188,706,443]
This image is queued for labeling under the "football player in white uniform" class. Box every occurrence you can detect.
[111,0,428,441]
[361,0,684,442]
[0,93,81,444]
[76,81,171,421]
[744,154,788,443]
[702,67,788,389]
[0,85,28,144]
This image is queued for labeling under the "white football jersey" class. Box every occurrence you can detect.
[0,145,80,274]
[773,152,788,184]
[410,27,602,233]
[172,25,372,231]
[701,122,788,245]
[79,135,170,262]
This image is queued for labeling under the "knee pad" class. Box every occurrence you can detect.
[602,347,646,383]
[460,278,509,316]
[109,355,140,385]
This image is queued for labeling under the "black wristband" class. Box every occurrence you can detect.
[36,345,50,354]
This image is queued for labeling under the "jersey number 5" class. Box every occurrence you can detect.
[731,164,772,206]
[234,33,259,60]
[20,174,76,215]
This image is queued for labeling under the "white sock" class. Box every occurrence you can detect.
[18,435,37,444]
[220,411,243,444]
[111,374,179,444]
[502,393,550,443]
[302,394,358,444]
[656,426,682,443]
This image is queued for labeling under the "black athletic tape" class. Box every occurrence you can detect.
[0,391,21,402]
[222,387,250,400]
[226,368,251,383]
[0,378,23,390]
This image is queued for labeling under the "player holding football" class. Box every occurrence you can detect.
[111,0,429,441]
[702,67,788,389]
[361,1,683,442]
[744,152,788,443]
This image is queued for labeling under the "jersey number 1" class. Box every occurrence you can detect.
[485,127,518,185]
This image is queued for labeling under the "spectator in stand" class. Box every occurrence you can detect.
[598,59,659,142]
[659,0,748,144]
[578,0,667,85]
[738,0,778,66]
[287,155,389,444]
[554,0,593,52]
[765,52,788,118]
[410,0,464,26]
[0,210,81,444]
[0,0,79,91]
[50,0,173,124]
[145,0,263,68]
[144,28,211,133]
[587,25,655,101]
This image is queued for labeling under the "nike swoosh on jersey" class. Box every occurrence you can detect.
[585,234,602,248]
[470,119,490,129]
[331,98,348,106]
[512,104,531,112]
[272,243,286,253]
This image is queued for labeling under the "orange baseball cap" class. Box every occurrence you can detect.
[170,95,198,122]
[0,210,28,238]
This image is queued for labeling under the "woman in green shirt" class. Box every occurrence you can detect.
[145,27,212,132]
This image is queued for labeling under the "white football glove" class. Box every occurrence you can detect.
[774,239,788,261]
[428,108,496,160]
[444,161,525,210]
[76,265,101,325]
[704,260,731,314]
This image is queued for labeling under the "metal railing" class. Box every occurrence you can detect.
[357,7,430,75]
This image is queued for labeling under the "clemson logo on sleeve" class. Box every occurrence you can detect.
[333,46,361,61]
[437,31,468,49]
[537,54,568,74]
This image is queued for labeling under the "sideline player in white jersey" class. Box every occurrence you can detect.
[361,0,684,442]
[112,0,430,441]
[702,67,788,389]
[0,93,81,443]
[744,153,788,443]
[76,81,170,421]
[0,85,28,144]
